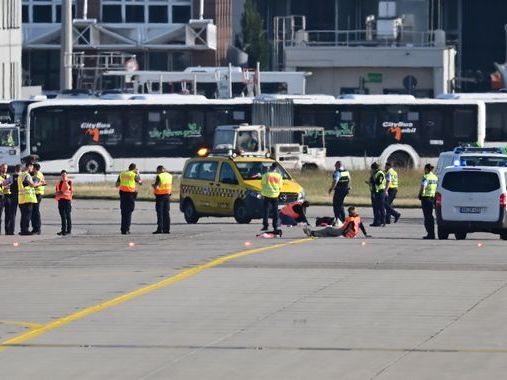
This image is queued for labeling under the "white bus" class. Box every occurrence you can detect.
[18,94,486,173]
[24,95,252,173]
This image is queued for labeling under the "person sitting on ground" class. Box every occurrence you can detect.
[279,200,310,226]
[303,206,370,238]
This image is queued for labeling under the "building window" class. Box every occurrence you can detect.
[100,0,190,24]
[126,4,144,23]
[172,5,190,23]
[22,5,29,22]
[22,0,75,23]
[149,5,168,23]
[102,4,122,22]
[33,5,52,22]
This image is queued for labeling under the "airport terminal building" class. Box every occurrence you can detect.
[0,0,22,99]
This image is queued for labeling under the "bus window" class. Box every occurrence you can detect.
[335,110,354,137]
[359,110,377,138]
[422,110,444,139]
[453,109,476,139]
[124,112,144,145]
[32,108,68,159]
[96,110,123,146]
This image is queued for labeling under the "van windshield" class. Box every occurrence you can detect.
[235,161,291,180]
[442,171,500,192]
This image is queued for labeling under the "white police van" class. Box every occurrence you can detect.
[436,147,507,178]
[436,166,507,240]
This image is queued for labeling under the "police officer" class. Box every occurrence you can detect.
[115,163,142,235]
[261,162,283,235]
[18,162,39,235]
[328,160,350,224]
[0,163,7,234]
[152,165,172,234]
[4,164,21,235]
[370,162,386,227]
[418,163,438,239]
[31,163,46,235]
[384,162,401,224]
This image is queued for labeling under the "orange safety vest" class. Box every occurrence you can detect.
[119,170,137,192]
[153,172,172,195]
[341,215,361,238]
[55,180,73,201]
[280,202,300,219]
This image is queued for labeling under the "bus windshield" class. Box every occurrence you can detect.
[0,128,18,147]
[235,161,291,180]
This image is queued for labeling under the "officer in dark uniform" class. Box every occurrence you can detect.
[328,161,350,224]
[370,162,386,227]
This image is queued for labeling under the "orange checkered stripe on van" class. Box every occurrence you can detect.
[181,185,246,198]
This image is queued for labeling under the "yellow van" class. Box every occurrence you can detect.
[180,155,305,224]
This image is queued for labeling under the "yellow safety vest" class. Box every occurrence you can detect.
[33,171,45,196]
[374,170,386,192]
[119,170,137,192]
[386,168,399,189]
[422,172,438,197]
[18,172,37,204]
[154,172,172,195]
[0,173,9,195]
[261,171,283,198]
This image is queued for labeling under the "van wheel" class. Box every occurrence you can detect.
[183,200,199,224]
[79,153,105,174]
[437,227,449,240]
[387,151,414,169]
[455,232,467,240]
[500,231,507,240]
[234,201,252,224]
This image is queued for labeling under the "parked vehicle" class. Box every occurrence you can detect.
[436,146,507,178]
[436,166,507,240]
[179,154,305,224]
[213,124,326,170]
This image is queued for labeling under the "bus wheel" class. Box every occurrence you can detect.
[234,201,252,224]
[183,200,199,224]
[79,153,105,174]
[387,151,414,169]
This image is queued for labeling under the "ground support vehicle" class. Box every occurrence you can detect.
[179,155,305,224]
[0,123,20,168]
[213,124,326,171]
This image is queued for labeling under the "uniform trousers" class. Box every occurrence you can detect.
[5,195,17,234]
[120,191,137,234]
[155,194,170,233]
[385,188,400,223]
[19,203,33,234]
[372,191,386,225]
[421,197,435,238]
[333,188,348,222]
[262,197,280,231]
[58,199,72,233]
[31,195,42,233]
[0,196,4,234]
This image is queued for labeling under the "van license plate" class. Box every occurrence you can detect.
[460,207,481,213]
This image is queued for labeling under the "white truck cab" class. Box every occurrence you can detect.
[0,123,20,167]
[213,124,326,171]
[436,166,507,240]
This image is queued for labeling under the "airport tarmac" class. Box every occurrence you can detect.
[1,200,507,379]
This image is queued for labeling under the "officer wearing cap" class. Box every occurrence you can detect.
[370,162,386,227]
[418,163,438,239]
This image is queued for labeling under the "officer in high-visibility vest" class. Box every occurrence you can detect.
[384,162,401,224]
[55,170,73,236]
[370,162,386,227]
[328,160,350,224]
[115,163,142,235]
[18,162,39,235]
[151,165,172,234]
[261,162,283,235]
[4,164,21,235]
[418,163,438,239]
[30,163,46,235]
[0,163,8,235]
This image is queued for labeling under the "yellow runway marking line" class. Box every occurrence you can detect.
[0,238,312,352]
[0,320,44,330]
